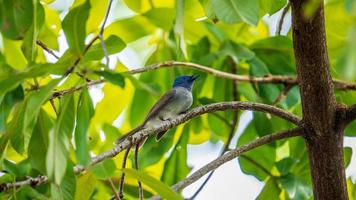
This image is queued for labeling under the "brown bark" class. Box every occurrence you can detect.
[290,0,348,199]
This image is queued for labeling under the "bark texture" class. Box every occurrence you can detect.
[290,0,348,199]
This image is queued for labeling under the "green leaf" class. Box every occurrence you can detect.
[198,0,217,20]
[161,125,191,185]
[84,35,126,61]
[47,94,76,184]
[21,0,45,62]
[143,8,175,31]
[28,109,53,173]
[137,128,175,168]
[344,146,352,168]
[50,164,76,200]
[91,159,117,180]
[259,0,287,15]
[276,157,297,176]
[74,87,94,166]
[211,0,260,25]
[237,123,276,181]
[219,40,255,62]
[0,85,24,133]
[280,173,313,200]
[174,0,187,58]
[94,70,125,88]
[62,0,90,56]
[0,0,34,39]
[9,79,61,154]
[74,173,96,200]
[257,178,281,200]
[123,168,183,200]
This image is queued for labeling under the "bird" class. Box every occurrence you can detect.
[116,74,199,145]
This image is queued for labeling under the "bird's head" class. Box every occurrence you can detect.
[173,75,199,90]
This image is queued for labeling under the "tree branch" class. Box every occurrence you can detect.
[51,61,356,99]
[0,175,47,192]
[149,128,302,200]
[36,40,59,59]
[276,3,290,35]
[81,101,300,173]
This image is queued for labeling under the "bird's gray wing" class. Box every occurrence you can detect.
[143,89,177,124]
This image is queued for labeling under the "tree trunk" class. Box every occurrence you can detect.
[290,0,348,199]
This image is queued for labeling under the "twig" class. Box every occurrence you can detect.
[99,34,110,67]
[50,61,356,100]
[272,84,294,105]
[50,98,59,116]
[276,3,290,35]
[188,58,240,199]
[0,175,47,192]
[108,178,121,200]
[135,143,144,200]
[118,148,130,199]
[36,40,60,59]
[149,128,302,200]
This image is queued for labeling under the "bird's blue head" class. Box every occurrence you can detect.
[173,75,199,90]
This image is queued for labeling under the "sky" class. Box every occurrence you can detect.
[45,1,356,199]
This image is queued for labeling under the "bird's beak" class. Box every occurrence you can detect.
[191,74,199,81]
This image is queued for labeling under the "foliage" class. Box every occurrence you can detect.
[0,0,355,199]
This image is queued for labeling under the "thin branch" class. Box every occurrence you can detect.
[50,99,59,116]
[149,128,302,200]
[0,175,47,192]
[118,147,130,199]
[36,40,59,59]
[135,143,144,200]
[82,101,300,173]
[51,61,356,99]
[108,178,121,200]
[276,3,290,35]
[272,84,294,106]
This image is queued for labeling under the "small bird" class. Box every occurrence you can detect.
[116,75,198,145]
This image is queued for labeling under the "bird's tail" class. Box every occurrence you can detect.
[115,125,145,145]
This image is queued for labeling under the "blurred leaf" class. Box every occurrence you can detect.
[75,87,94,166]
[28,109,53,173]
[259,0,287,15]
[123,168,183,200]
[219,41,255,62]
[257,178,281,200]
[74,172,96,200]
[211,0,259,25]
[345,121,356,136]
[198,0,217,20]
[21,1,45,62]
[161,125,190,185]
[51,164,76,200]
[276,157,297,176]
[47,94,76,184]
[174,0,187,58]
[237,123,276,181]
[0,0,34,39]
[10,79,60,154]
[137,128,175,168]
[143,8,175,31]
[344,146,352,168]
[84,35,126,61]
[280,173,312,200]
[0,85,24,133]
[62,0,90,56]
[94,70,125,88]
[91,159,116,179]
[16,186,48,200]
